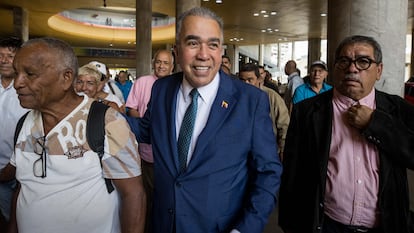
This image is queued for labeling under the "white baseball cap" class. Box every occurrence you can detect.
[88,61,107,76]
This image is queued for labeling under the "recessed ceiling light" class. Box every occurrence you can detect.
[261,29,266,32]
[320,13,327,17]
[253,13,259,16]
[216,0,222,3]
[260,10,267,14]
[271,11,277,15]
[263,14,269,17]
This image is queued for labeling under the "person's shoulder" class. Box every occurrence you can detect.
[152,72,182,90]
[295,89,332,107]
[322,82,333,90]
[376,89,410,106]
[295,83,307,91]
[136,74,156,81]
[133,74,157,86]
[262,85,280,96]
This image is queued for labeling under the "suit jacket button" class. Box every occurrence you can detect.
[168,208,174,214]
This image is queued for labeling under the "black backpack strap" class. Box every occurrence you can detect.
[87,101,114,193]
[14,111,30,146]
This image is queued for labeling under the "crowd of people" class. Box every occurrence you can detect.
[0,6,413,233]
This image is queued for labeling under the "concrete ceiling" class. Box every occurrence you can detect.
[0,0,413,50]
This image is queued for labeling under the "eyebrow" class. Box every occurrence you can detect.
[184,35,221,43]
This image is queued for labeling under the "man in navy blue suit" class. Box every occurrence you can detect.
[128,7,282,233]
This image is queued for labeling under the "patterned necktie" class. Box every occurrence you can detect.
[177,88,199,173]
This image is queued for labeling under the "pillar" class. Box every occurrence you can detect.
[327,0,408,96]
[259,44,265,66]
[13,7,29,42]
[225,44,237,74]
[308,38,321,67]
[135,0,152,77]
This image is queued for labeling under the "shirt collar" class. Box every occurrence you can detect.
[333,87,376,109]
[181,72,220,104]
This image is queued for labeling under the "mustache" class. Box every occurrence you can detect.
[343,74,361,83]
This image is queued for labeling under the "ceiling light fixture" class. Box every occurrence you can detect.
[216,0,223,3]
[262,28,279,33]
[253,10,277,18]
[229,37,243,42]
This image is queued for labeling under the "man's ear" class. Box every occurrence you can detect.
[62,68,75,90]
[376,63,383,81]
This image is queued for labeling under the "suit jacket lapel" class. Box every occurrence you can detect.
[187,72,237,171]
[374,90,395,196]
[310,91,333,195]
[166,73,183,175]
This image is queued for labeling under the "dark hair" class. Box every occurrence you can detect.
[239,63,260,79]
[222,55,230,61]
[0,36,23,52]
[335,35,382,63]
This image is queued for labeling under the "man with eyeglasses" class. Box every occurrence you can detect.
[279,35,414,233]
[8,37,145,233]
[0,37,28,230]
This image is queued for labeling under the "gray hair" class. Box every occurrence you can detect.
[175,7,224,44]
[22,37,78,77]
[335,35,382,64]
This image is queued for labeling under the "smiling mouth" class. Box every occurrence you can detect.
[194,66,209,71]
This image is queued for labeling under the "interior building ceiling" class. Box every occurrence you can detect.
[0,0,413,55]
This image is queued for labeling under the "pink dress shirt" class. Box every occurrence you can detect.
[324,88,380,227]
[126,74,157,163]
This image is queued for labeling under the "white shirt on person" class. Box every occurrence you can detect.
[175,72,219,165]
[11,96,141,233]
[0,77,27,169]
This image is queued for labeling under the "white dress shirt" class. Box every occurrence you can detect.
[175,73,220,165]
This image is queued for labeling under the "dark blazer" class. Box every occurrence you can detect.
[128,71,282,233]
[278,89,414,233]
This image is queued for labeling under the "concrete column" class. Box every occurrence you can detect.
[327,0,408,96]
[259,44,265,66]
[308,38,321,67]
[225,44,237,74]
[13,7,29,42]
[234,46,240,74]
[136,0,152,77]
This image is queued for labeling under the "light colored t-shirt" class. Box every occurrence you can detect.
[11,96,141,233]
[0,78,27,169]
[105,92,124,108]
